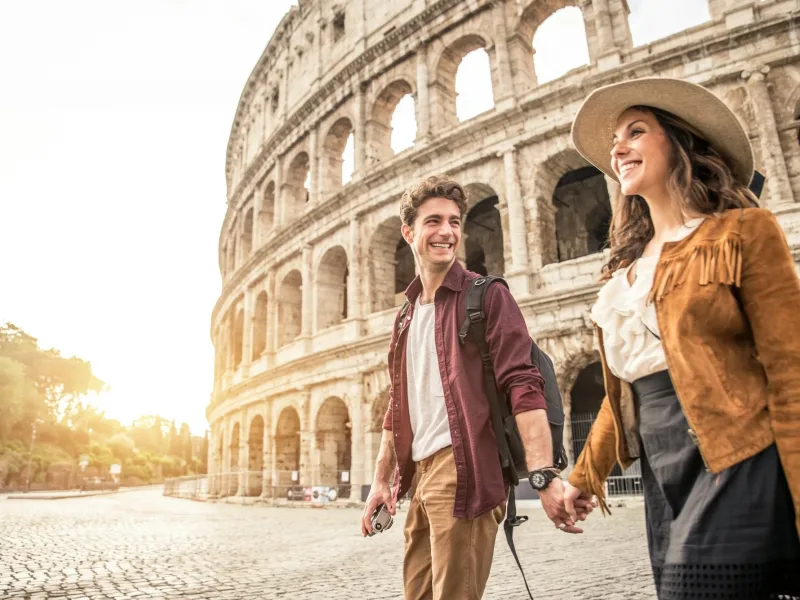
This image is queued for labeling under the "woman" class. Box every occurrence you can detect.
[563,77,800,599]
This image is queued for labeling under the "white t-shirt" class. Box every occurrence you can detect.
[406,297,452,461]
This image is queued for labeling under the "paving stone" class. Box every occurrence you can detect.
[0,488,655,599]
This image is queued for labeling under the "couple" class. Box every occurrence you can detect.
[359,77,800,600]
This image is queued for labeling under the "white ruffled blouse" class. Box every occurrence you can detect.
[590,219,705,383]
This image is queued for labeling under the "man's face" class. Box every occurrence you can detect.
[401,196,462,272]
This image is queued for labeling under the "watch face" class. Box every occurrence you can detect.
[531,472,546,489]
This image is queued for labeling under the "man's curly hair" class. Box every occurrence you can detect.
[399,175,468,227]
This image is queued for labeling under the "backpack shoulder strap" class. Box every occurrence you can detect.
[457,276,508,348]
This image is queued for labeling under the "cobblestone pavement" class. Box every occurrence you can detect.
[0,488,656,599]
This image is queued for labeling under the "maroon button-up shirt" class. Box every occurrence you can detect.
[382,260,546,519]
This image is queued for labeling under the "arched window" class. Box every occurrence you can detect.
[261,180,275,233]
[368,216,415,312]
[369,80,417,162]
[286,152,310,223]
[242,208,254,257]
[315,397,351,496]
[464,186,504,276]
[252,292,268,360]
[533,7,589,84]
[316,246,349,330]
[456,49,494,121]
[322,118,355,196]
[232,308,245,367]
[247,416,264,496]
[278,270,303,346]
[628,0,709,46]
[275,407,301,489]
[553,166,611,262]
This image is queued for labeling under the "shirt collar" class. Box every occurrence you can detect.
[404,260,466,301]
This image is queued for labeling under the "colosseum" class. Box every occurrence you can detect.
[204,0,800,502]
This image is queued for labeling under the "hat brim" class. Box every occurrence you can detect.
[571,78,754,187]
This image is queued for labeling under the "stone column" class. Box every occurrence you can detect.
[501,147,532,295]
[242,289,254,367]
[743,67,793,207]
[260,410,274,499]
[592,0,622,69]
[265,270,278,365]
[274,154,284,227]
[309,125,319,205]
[252,181,263,250]
[221,417,231,496]
[491,0,515,108]
[354,84,367,179]
[301,245,313,337]
[299,390,313,485]
[593,0,614,52]
[237,412,249,496]
[348,217,363,320]
[415,44,431,142]
[348,379,365,500]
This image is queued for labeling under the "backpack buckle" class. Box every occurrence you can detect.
[468,311,485,323]
[474,277,486,286]
[508,515,528,527]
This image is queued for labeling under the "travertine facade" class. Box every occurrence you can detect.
[207,0,800,500]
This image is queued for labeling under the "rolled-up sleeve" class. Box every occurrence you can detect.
[484,283,546,414]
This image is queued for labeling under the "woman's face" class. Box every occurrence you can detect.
[610,108,673,198]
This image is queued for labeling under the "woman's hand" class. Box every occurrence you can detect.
[563,481,597,522]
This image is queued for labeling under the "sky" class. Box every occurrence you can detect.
[0,0,709,435]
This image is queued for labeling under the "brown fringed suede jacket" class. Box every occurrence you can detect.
[568,208,800,535]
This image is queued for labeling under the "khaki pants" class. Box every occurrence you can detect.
[403,446,505,600]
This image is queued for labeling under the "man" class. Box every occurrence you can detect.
[360,175,585,599]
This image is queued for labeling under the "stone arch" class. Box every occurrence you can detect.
[252,291,268,359]
[535,149,611,266]
[261,180,275,234]
[228,422,241,496]
[315,397,351,493]
[275,407,301,490]
[232,308,245,368]
[316,245,349,330]
[532,6,590,84]
[278,270,303,347]
[568,361,605,462]
[285,151,310,223]
[247,415,264,496]
[242,207,254,258]
[321,117,355,197]
[368,79,416,163]
[368,216,414,312]
[433,34,495,128]
[464,183,504,276]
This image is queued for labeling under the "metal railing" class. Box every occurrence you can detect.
[164,470,361,502]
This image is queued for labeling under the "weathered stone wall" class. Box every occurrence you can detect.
[208,0,800,498]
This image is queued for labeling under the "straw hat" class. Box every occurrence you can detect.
[571,77,754,186]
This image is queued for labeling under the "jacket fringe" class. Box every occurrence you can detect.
[648,234,743,304]
[577,443,612,517]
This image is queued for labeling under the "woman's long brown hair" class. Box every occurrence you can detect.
[602,106,758,280]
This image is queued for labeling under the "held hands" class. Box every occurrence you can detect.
[360,481,396,537]
[537,478,597,534]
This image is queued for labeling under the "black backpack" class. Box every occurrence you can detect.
[457,275,567,600]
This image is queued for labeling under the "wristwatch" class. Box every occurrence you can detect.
[528,468,559,491]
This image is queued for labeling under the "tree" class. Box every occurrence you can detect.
[0,357,27,441]
[180,423,192,470]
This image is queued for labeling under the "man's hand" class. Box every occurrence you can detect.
[537,478,596,534]
[360,481,396,537]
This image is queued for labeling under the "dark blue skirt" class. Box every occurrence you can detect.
[633,370,800,600]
